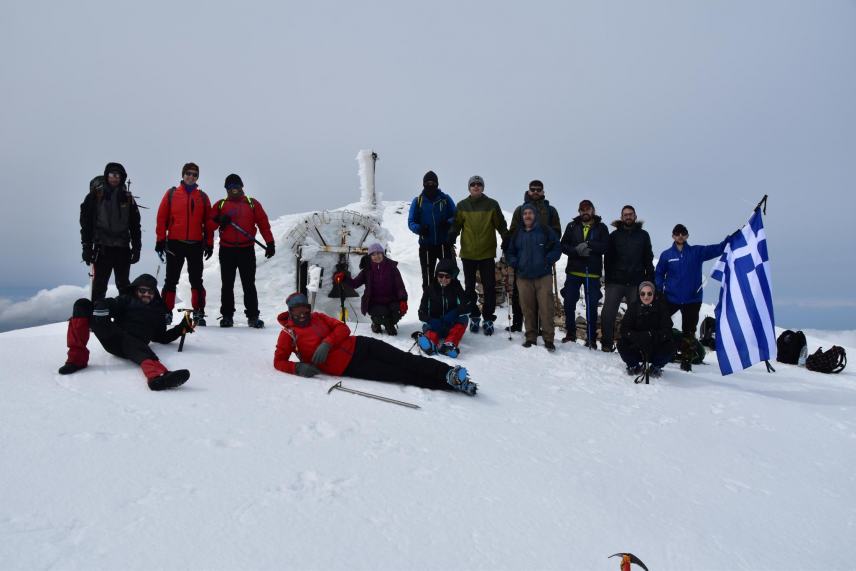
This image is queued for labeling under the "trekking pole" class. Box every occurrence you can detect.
[327,380,420,409]
[634,353,651,385]
[584,267,593,349]
[176,308,193,352]
[506,267,513,341]
[229,221,266,249]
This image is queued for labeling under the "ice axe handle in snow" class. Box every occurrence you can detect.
[229,221,266,249]
[176,309,193,352]
[327,381,420,409]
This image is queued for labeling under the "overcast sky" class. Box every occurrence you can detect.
[1,0,854,329]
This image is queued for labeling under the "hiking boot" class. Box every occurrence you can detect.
[601,341,615,352]
[544,341,556,353]
[445,366,477,396]
[417,333,437,355]
[371,322,383,334]
[648,366,663,378]
[58,363,86,375]
[165,312,174,325]
[584,339,598,350]
[220,315,234,328]
[561,332,576,344]
[469,317,481,334]
[384,323,398,336]
[193,310,206,327]
[505,322,522,332]
[247,317,264,329]
[680,360,692,372]
[147,369,190,391]
[522,340,536,348]
[482,320,494,336]
[626,364,644,376]
[439,342,459,358]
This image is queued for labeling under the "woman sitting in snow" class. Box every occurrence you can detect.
[617,281,675,378]
[333,242,408,336]
[415,258,474,358]
[274,292,477,395]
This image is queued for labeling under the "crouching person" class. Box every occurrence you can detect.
[274,292,477,395]
[617,281,675,378]
[58,274,193,391]
[416,258,473,358]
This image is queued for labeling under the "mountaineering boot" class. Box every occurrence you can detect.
[544,341,556,353]
[220,315,234,328]
[680,336,695,371]
[58,363,86,375]
[193,310,206,327]
[505,322,522,333]
[648,365,663,379]
[584,339,598,349]
[384,322,398,336]
[148,369,191,391]
[417,333,437,355]
[626,364,644,376]
[438,342,460,358]
[522,340,536,348]
[469,317,481,334]
[445,366,477,395]
[561,331,576,344]
[247,317,265,329]
[600,341,614,352]
[482,320,494,336]
[371,323,382,334]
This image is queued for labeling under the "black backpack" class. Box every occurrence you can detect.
[699,316,716,349]
[805,346,847,374]
[776,330,807,365]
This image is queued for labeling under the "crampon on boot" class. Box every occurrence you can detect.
[445,366,477,395]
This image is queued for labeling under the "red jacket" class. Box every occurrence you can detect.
[155,184,216,246]
[274,311,357,376]
[211,195,275,248]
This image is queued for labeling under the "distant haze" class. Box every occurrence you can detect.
[1,1,854,329]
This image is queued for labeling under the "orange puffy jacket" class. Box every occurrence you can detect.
[274,311,357,376]
[211,195,275,247]
[155,184,215,246]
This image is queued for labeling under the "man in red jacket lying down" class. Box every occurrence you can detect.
[273,293,477,396]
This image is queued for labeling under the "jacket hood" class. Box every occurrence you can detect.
[123,273,160,297]
[573,214,603,224]
[611,220,645,229]
[103,162,128,185]
[522,190,550,206]
[277,311,292,328]
[435,258,460,279]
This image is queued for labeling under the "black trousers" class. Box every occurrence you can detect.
[462,258,497,321]
[164,241,204,292]
[418,243,455,289]
[219,246,258,318]
[90,317,159,365]
[91,245,131,302]
[343,337,453,391]
[368,302,402,326]
[667,301,702,338]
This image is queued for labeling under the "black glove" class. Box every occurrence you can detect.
[295,363,321,378]
[204,245,213,260]
[129,248,140,264]
[419,225,430,236]
[216,214,232,226]
[82,243,95,264]
[265,242,276,259]
[312,342,331,365]
[155,241,165,256]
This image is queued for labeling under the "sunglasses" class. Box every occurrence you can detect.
[469,183,484,188]
[136,286,156,295]
[184,171,199,178]
[640,291,654,298]
[436,273,452,279]
[528,187,544,193]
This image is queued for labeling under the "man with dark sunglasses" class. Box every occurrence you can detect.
[655,223,727,371]
[57,274,193,390]
[448,175,508,336]
[155,162,216,325]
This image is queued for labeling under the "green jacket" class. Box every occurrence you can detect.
[448,193,508,260]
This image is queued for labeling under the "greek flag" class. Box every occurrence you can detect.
[710,208,776,375]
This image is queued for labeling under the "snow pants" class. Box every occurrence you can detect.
[368,302,402,328]
[423,322,467,348]
[162,241,205,312]
[462,258,497,322]
[342,336,454,391]
[418,243,455,290]
[518,274,555,344]
[91,245,131,302]
[600,283,638,346]
[219,246,258,319]
[561,273,602,342]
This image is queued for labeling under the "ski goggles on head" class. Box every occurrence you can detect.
[136,286,156,295]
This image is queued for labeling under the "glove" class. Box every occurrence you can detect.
[181,312,196,334]
[155,241,165,256]
[575,242,591,257]
[311,342,331,365]
[333,272,346,285]
[82,243,95,264]
[419,225,430,236]
[295,363,321,378]
[216,214,232,226]
[129,248,140,264]
[399,301,408,315]
[427,318,443,332]
[265,242,276,259]
[204,245,213,260]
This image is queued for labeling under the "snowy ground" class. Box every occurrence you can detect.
[1,203,854,570]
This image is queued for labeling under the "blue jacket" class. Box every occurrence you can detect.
[408,189,456,247]
[506,222,562,279]
[655,240,726,304]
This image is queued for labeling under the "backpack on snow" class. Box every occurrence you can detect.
[699,316,716,350]
[805,346,847,374]
[671,329,706,365]
[776,330,807,365]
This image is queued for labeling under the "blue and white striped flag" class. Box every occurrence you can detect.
[710,208,776,375]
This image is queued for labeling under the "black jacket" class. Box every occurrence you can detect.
[618,296,674,356]
[604,221,654,286]
[80,175,142,252]
[560,215,610,276]
[508,192,561,236]
[95,274,183,344]
[417,259,475,321]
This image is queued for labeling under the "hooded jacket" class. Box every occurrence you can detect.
[211,194,275,248]
[618,294,675,355]
[655,240,726,304]
[274,311,357,376]
[408,188,457,247]
[505,218,562,279]
[560,214,610,277]
[508,191,561,236]
[96,274,184,344]
[345,256,408,315]
[448,193,508,260]
[418,258,474,322]
[79,164,141,252]
[604,221,654,286]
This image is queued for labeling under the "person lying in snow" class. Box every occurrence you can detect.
[57,274,193,390]
[415,258,474,358]
[273,292,477,395]
[617,281,676,378]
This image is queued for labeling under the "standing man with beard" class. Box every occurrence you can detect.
[80,162,141,301]
[559,199,609,347]
[599,204,654,352]
[505,180,561,332]
[155,162,215,325]
[408,170,457,290]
